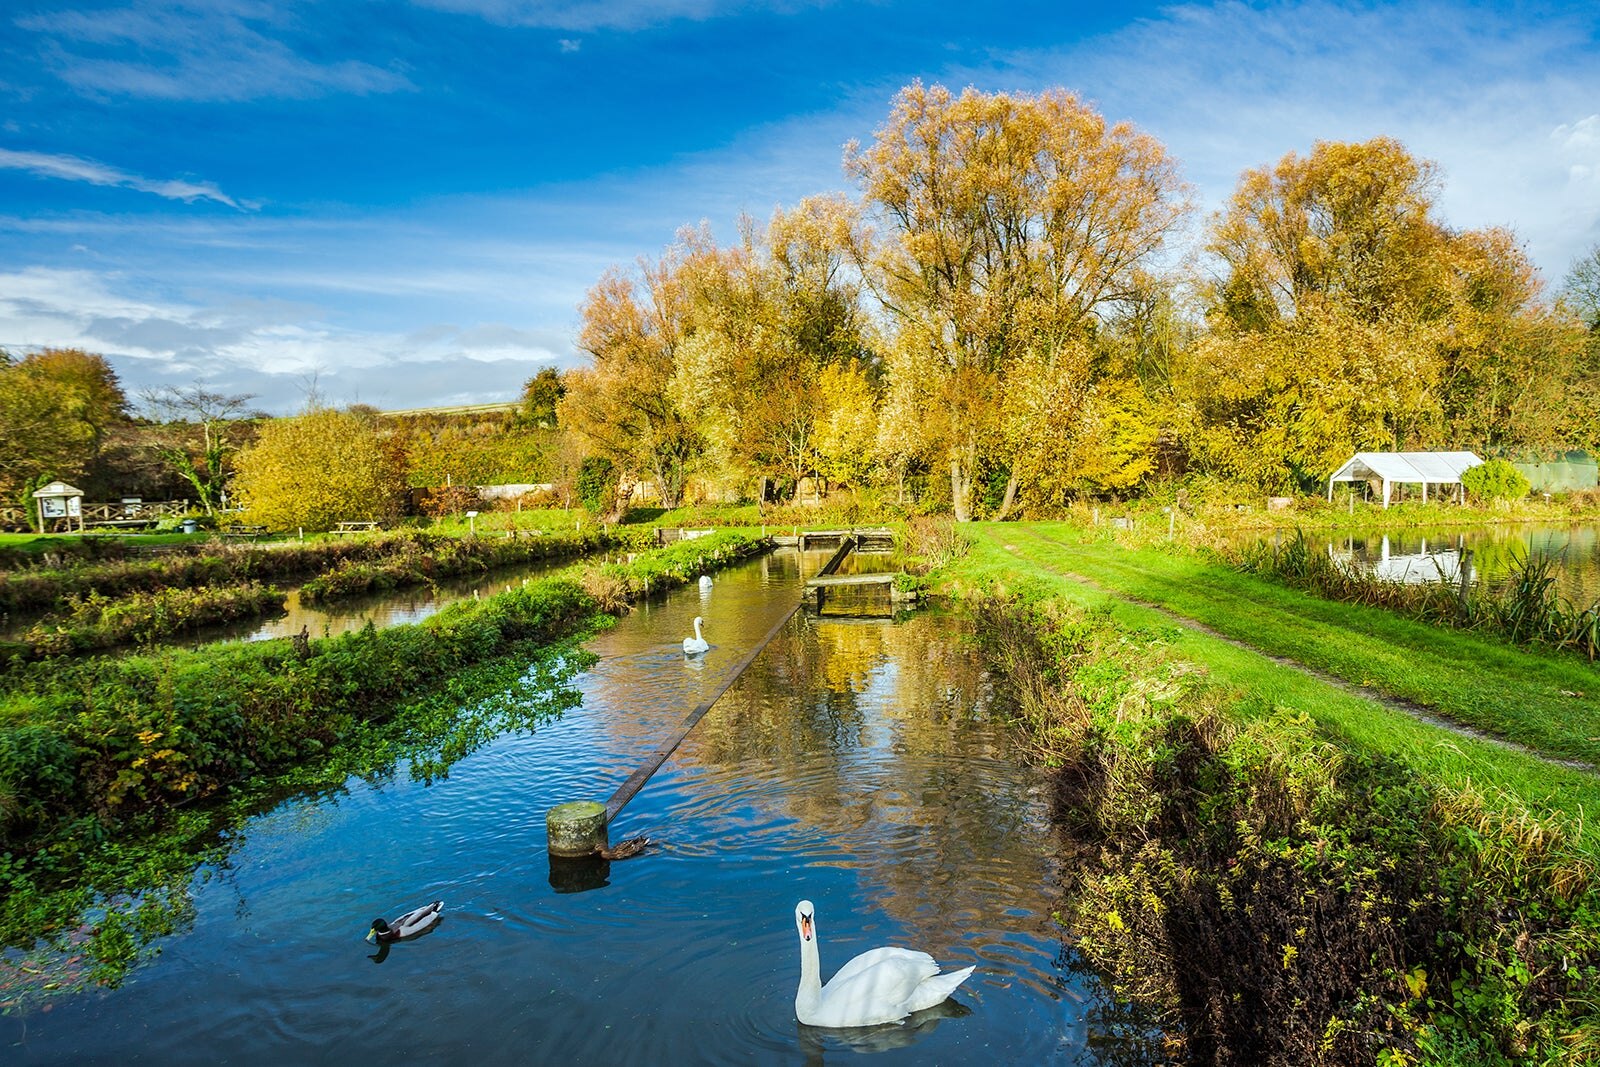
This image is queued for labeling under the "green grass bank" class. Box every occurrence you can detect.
[939,521,1600,1064]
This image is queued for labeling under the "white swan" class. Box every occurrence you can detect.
[698,574,713,590]
[793,900,974,1027]
[682,616,709,655]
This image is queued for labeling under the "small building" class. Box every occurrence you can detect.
[1326,451,1483,509]
[32,480,85,532]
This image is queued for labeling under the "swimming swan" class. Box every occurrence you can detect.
[793,900,974,1027]
[366,900,443,943]
[683,617,709,655]
[698,574,713,590]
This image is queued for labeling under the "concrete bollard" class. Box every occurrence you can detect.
[547,800,608,857]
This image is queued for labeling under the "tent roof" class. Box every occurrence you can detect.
[1329,451,1484,484]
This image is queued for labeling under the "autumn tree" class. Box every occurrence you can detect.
[669,200,878,499]
[1207,137,1449,328]
[232,406,404,531]
[848,82,1188,518]
[0,348,129,510]
[1557,245,1600,448]
[396,412,552,488]
[561,247,703,509]
[141,385,257,514]
[1194,138,1599,487]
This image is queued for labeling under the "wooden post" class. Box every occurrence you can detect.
[1457,548,1474,610]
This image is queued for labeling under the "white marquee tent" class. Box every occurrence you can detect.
[1326,451,1484,509]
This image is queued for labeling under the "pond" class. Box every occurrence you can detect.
[2,547,1140,1065]
[1215,522,1600,606]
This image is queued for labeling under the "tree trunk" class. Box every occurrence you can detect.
[992,473,1020,521]
[950,458,971,522]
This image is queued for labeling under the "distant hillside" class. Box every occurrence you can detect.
[376,401,519,418]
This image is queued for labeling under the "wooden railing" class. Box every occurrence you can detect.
[0,500,189,531]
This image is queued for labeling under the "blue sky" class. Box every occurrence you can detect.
[2,0,1597,414]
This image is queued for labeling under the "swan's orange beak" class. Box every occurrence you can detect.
[800,914,813,941]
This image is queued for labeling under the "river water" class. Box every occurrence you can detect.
[3,548,1130,1065]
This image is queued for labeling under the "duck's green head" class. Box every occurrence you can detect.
[366,918,390,942]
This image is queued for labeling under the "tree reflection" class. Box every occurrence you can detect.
[650,612,1051,960]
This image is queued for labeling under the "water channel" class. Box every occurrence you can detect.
[4,547,1130,1065]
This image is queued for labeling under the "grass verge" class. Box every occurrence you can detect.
[940,526,1600,1063]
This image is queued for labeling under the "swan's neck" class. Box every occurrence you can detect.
[795,931,822,1017]
[693,618,703,639]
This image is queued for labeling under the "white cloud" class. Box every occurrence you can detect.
[414,0,760,32]
[0,265,568,412]
[0,148,249,208]
[1553,114,1600,188]
[558,38,581,52]
[17,1,413,102]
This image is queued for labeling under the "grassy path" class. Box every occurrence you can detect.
[958,523,1600,846]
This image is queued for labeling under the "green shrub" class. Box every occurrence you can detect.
[575,456,616,514]
[1461,459,1531,503]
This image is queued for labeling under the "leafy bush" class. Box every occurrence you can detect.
[20,583,286,656]
[1461,458,1531,503]
[575,456,616,514]
[298,528,605,604]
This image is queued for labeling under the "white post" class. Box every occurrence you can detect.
[1383,479,1391,509]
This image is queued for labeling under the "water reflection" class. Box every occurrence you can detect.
[4,547,1127,1065]
[796,998,972,1061]
[1228,523,1600,604]
[201,558,570,645]
[1327,532,1468,584]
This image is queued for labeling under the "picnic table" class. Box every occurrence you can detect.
[221,524,270,541]
[332,521,380,536]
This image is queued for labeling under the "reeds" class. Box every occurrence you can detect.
[1229,530,1600,660]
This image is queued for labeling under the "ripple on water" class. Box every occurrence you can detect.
[4,553,1106,1066]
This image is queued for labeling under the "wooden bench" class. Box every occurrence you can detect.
[221,524,270,541]
[332,521,380,536]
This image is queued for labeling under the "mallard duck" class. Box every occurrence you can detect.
[366,900,444,943]
[793,899,975,1027]
[596,835,653,861]
[683,616,709,655]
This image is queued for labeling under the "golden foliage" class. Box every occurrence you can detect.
[233,407,403,531]
[848,81,1188,516]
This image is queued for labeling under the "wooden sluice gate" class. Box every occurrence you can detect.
[768,527,897,551]
[799,533,915,616]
